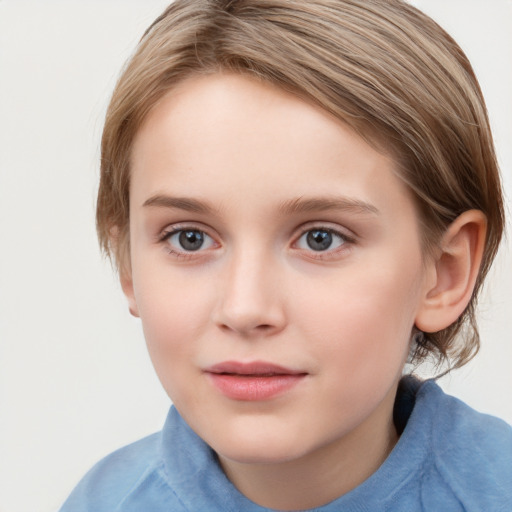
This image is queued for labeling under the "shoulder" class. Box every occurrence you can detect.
[417,380,512,510]
[58,431,186,512]
[418,380,512,463]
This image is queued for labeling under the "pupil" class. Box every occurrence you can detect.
[307,230,332,251]
[179,230,204,251]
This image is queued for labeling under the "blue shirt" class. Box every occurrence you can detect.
[59,380,512,511]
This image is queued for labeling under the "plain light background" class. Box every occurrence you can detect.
[0,1,510,511]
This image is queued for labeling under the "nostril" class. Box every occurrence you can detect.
[213,293,286,336]
[217,321,278,336]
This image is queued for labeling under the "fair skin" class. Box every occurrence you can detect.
[121,73,486,510]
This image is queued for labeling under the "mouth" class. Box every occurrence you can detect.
[204,361,307,401]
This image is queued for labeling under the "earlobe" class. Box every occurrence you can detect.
[415,210,487,333]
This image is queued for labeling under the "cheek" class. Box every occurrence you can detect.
[132,266,213,385]
[296,261,421,373]
[133,253,211,331]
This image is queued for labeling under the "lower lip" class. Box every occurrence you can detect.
[207,373,306,401]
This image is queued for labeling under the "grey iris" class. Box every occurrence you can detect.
[179,230,204,251]
[307,230,332,251]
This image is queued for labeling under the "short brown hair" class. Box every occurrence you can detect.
[96,0,505,370]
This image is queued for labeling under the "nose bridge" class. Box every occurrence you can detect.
[215,242,285,336]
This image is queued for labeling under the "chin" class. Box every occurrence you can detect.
[218,444,304,466]
[209,427,311,465]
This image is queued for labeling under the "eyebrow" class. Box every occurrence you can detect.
[142,194,379,217]
[142,195,215,214]
[278,196,379,216]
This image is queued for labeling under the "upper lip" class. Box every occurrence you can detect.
[205,361,306,376]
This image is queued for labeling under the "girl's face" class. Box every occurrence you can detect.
[125,73,432,471]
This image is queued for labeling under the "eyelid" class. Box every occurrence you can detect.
[291,222,356,258]
[158,221,217,241]
[158,222,221,258]
[293,222,356,243]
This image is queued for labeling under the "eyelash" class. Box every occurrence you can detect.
[158,224,355,261]
[159,225,218,260]
[292,225,355,260]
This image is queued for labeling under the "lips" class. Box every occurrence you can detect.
[205,361,307,401]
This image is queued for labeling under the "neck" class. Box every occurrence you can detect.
[218,385,399,510]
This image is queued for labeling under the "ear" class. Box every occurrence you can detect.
[120,266,140,318]
[111,225,140,318]
[415,210,487,333]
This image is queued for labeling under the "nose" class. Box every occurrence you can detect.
[213,248,286,337]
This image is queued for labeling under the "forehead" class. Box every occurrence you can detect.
[129,73,416,223]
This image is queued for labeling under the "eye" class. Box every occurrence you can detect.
[295,228,348,252]
[164,229,216,253]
